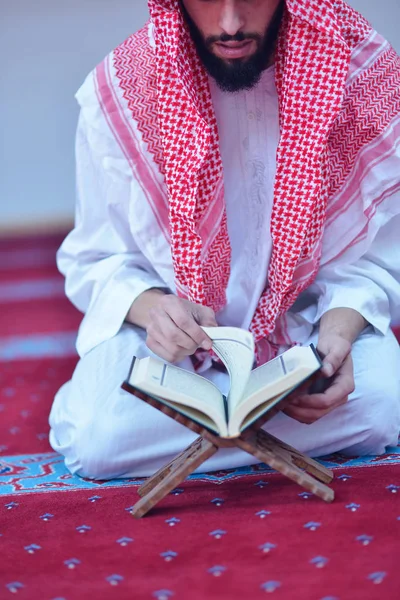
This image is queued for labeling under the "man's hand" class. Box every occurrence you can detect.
[126,289,217,363]
[284,307,367,425]
[284,333,354,424]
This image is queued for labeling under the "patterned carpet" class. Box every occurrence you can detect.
[0,233,399,600]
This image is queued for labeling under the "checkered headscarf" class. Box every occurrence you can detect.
[109,0,399,362]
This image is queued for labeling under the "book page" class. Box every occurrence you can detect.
[129,357,228,436]
[161,365,222,410]
[238,391,289,431]
[228,345,321,437]
[240,354,287,403]
[202,327,255,415]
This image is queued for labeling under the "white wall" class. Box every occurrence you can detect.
[1,1,399,232]
[1,1,149,232]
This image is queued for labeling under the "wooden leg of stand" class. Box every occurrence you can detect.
[237,430,334,503]
[137,437,205,498]
[255,429,334,484]
[131,437,218,519]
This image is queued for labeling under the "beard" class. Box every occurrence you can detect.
[180,1,285,92]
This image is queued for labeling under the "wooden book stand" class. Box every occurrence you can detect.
[121,386,335,518]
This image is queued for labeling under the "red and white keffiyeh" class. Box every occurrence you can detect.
[106,0,400,363]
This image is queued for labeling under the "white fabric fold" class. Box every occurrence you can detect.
[294,210,400,335]
[58,110,168,357]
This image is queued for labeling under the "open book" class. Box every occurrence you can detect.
[122,327,322,438]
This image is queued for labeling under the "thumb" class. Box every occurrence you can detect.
[321,360,335,378]
[321,340,351,377]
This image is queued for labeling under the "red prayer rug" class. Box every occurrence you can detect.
[0,233,399,600]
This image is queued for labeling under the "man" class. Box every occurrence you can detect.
[49,0,400,480]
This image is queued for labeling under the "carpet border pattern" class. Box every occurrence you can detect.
[1,446,399,496]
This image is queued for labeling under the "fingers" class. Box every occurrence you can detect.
[285,355,355,424]
[149,307,197,346]
[284,405,340,424]
[285,390,349,424]
[293,373,354,409]
[146,295,217,362]
[284,403,352,424]
[164,298,214,350]
[146,335,191,364]
[194,305,218,328]
[285,373,351,423]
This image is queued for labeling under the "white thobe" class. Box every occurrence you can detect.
[49,67,400,479]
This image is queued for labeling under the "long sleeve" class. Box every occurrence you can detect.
[295,211,400,335]
[58,103,168,358]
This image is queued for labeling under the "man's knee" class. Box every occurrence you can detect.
[348,328,400,454]
[73,424,118,480]
[362,398,399,454]
[62,413,138,480]
[50,385,142,480]
[346,374,400,455]
[50,326,152,479]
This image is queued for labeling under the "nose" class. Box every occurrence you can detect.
[218,1,245,37]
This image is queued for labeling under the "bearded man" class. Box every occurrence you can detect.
[49,0,400,479]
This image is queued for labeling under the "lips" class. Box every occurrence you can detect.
[213,40,254,60]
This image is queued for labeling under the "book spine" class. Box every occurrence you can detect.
[310,344,323,367]
[124,356,137,385]
[222,395,229,425]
